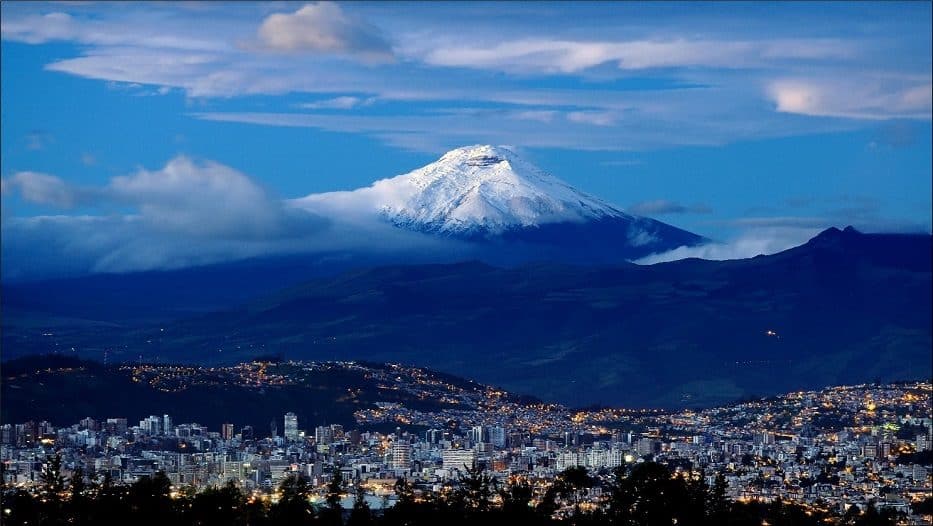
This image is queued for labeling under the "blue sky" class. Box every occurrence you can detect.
[1,1,930,278]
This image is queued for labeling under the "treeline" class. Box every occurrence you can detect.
[1,456,913,526]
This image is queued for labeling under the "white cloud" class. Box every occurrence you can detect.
[106,156,294,239]
[768,77,932,120]
[416,37,855,74]
[0,2,929,154]
[0,10,225,51]
[25,131,54,151]
[1,171,81,207]
[257,3,393,61]
[0,155,464,279]
[635,226,822,264]
[299,96,373,110]
[566,110,617,126]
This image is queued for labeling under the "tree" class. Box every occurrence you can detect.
[68,466,91,526]
[322,468,345,525]
[347,482,374,526]
[382,477,419,526]
[455,462,499,514]
[187,480,247,526]
[706,472,730,524]
[840,500,899,526]
[127,471,175,525]
[500,477,533,517]
[40,453,66,496]
[606,462,692,526]
[272,473,314,525]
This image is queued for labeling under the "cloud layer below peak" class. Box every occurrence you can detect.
[0,156,456,279]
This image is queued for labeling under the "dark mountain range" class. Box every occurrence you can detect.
[2,227,930,408]
[0,355,511,432]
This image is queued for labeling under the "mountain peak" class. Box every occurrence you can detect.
[374,144,628,235]
[293,144,704,257]
[810,225,862,245]
[439,144,517,164]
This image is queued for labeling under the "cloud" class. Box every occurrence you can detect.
[628,200,712,216]
[637,207,932,265]
[1,155,464,279]
[635,226,823,264]
[1,172,83,207]
[566,110,617,126]
[0,9,225,51]
[1,2,929,154]
[187,97,861,153]
[0,11,78,44]
[298,96,373,110]
[3,156,310,237]
[105,156,298,239]
[768,78,932,120]
[25,130,54,151]
[416,37,855,74]
[256,3,393,61]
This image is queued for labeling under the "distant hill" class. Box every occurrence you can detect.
[0,356,498,432]
[2,227,930,408]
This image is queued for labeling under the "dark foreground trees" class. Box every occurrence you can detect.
[0,462,906,526]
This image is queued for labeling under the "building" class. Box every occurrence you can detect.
[442,448,476,471]
[637,438,658,456]
[392,441,411,470]
[315,425,333,445]
[222,423,235,441]
[284,413,299,442]
[488,426,506,448]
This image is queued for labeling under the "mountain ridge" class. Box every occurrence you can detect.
[4,227,928,409]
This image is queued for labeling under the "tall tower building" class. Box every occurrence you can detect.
[222,423,235,441]
[163,414,173,435]
[472,425,485,444]
[488,426,506,448]
[392,441,411,471]
[315,425,333,445]
[284,412,299,441]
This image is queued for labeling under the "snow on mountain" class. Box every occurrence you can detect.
[294,144,631,236]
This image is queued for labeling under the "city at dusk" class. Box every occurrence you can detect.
[1,2,931,525]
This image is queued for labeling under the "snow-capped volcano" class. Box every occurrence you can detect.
[378,144,628,235]
[298,145,623,234]
[295,145,704,260]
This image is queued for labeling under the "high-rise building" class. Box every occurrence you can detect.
[284,412,299,441]
[488,426,506,448]
[916,433,932,451]
[80,417,98,431]
[163,415,173,435]
[143,415,162,436]
[637,438,657,456]
[106,418,128,435]
[222,423,235,441]
[426,429,442,444]
[315,425,333,445]
[472,425,485,444]
[392,441,411,470]
[0,424,12,445]
[442,448,476,471]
